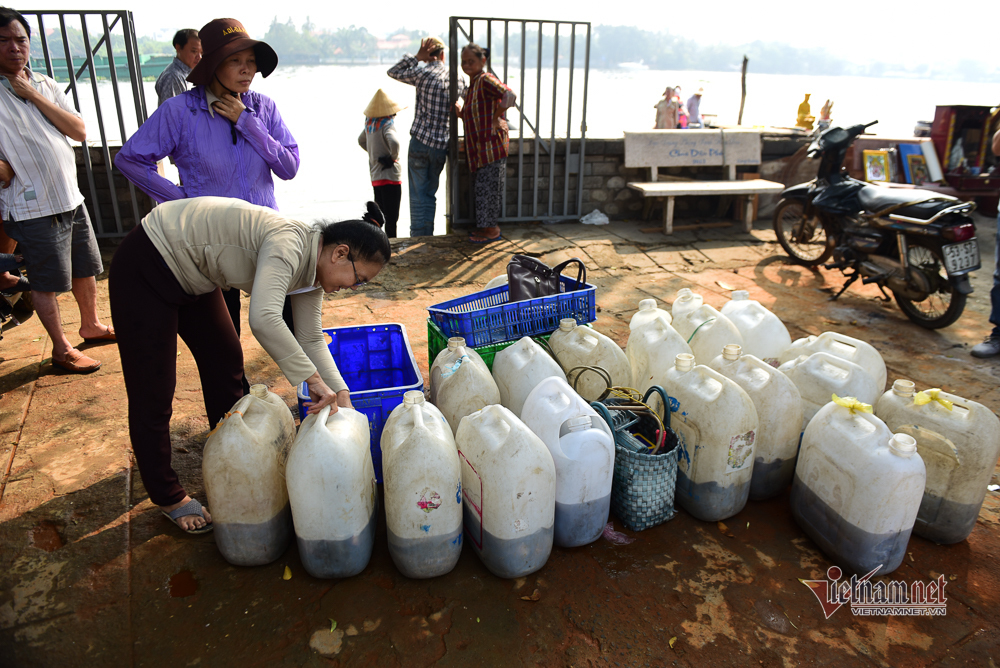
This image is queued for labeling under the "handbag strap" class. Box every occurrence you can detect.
[550,258,587,291]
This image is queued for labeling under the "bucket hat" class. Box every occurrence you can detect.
[364,89,406,118]
[187,18,278,86]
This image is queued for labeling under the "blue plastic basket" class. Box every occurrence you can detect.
[426,275,597,347]
[296,323,421,482]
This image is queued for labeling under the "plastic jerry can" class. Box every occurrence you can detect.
[666,354,758,521]
[627,317,693,395]
[381,391,463,578]
[671,288,703,321]
[548,319,631,401]
[484,274,508,290]
[455,405,556,578]
[719,291,792,365]
[791,397,926,574]
[779,352,880,432]
[672,303,744,367]
[285,405,376,578]
[520,376,615,547]
[492,337,567,416]
[875,381,1000,544]
[630,298,672,329]
[429,336,501,433]
[709,345,803,500]
[778,331,886,392]
[203,384,295,566]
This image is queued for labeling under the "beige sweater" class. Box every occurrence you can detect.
[142,196,346,392]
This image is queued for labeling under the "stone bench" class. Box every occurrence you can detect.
[624,129,785,234]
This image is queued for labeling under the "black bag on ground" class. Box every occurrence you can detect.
[506,254,587,302]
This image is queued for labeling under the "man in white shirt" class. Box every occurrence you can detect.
[0,6,114,373]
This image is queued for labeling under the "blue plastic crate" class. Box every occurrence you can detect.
[296,323,421,482]
[426,275,596,347]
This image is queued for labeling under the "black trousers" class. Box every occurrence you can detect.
[374,183,401,238]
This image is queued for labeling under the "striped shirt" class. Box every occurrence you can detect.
[387,56,467,151]
[0,70,84,221]
[460,72,510,172]
[155,57,192,107]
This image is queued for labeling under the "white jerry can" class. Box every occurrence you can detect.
[791,397,926,575]
[521,376,615,547]
[875,380,1000,544]
[548,319,631,401]
[630,298,672,329]
[673,303,744,367]
[778,331,887,392]
[719,290,792,365]
[780,352,880,432]
[709,344,803,500]
[429,336,501,433]
[381,391,463,578]
[492,337,567,416]
[286,405,376,579]
[626,317,693,395]
[455,405,556,578]
[666,354,758,522]
[671,287,704,321]
[203,384,295,566]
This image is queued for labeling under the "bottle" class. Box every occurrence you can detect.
[671,288,703,321]
[629,298,672,329]
[492,337,567,416]
[791,397,925,574]
[719,291,792,365]
[548,319,631,401]
[666,353,758,521]
[779,352,880,432]
[778,331,886,393]
[285,405,376,578]
[709,344,803,499]
[203,384,295,566]
[381,391,463,578]
[455,405,556,578]
[626,317,692,397]
[429,336,501,433]
[875,380,1000,544]
[672,303,744,366]
[521,377,615,547]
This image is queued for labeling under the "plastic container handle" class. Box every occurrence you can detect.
[643,385,672,429]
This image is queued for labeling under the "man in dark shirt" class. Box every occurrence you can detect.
[972,127,1000,357]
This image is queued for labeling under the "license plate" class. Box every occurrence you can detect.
[941,239,981,274]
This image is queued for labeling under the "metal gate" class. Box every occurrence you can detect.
[20,10,149,238]
[448,16,591,226]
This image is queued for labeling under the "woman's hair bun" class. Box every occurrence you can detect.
[362,201,385,229]
[483,47,490,60]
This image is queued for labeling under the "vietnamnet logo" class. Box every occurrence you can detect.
[800,566,949,619]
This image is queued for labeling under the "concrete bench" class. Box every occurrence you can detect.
[624,129,785,234]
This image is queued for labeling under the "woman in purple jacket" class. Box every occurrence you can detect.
[116,18,298,391]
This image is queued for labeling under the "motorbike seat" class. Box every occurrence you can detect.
[858,186,958,222]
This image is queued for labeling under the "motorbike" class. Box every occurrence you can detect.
[773,121,980,329]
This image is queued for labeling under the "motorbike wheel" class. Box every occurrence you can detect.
[773,200,833,265]
[894,242,966,329]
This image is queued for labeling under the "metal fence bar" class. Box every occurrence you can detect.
[36,15,54,79]
[532,28,542,218]
[547,24,558,217]
[517,21,525,220]
[101,12,138,233]
[563,24,575,216]
[576,25,592,218]
[448,20,460,233]
[121,11,147,124]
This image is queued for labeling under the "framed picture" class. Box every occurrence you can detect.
[898,143,924,183]
[863,150,891,183]
[907,154,930,186]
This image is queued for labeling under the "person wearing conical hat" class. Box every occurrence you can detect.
[358,89,405,238]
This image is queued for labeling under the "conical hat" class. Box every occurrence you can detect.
[364,89,405,118]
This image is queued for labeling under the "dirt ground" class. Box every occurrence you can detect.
[1,212,998,667]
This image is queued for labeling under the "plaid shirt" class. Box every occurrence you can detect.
[460,72,510,172]
[387,56,466,151]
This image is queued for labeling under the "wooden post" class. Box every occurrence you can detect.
[737,55,748,126]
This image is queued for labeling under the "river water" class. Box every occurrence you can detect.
[75,65,995,236]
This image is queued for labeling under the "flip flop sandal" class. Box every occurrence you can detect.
[83,326,116,343]
[469,234,502,244]
[162,498,214,535]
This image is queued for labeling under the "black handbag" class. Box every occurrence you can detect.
[506,254,587,302]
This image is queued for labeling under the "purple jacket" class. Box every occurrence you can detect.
[115,87,299,210]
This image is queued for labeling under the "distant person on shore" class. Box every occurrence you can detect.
[0,6,114,374]
[116,18,299,393]
[358,89,404,238]
[687,88,704,128]
[653,86,679,129]
[971,127,1000,358]
[155,29,202,106]
[674,85,688,128]
[387,37,467,237]
[455,43,515,244]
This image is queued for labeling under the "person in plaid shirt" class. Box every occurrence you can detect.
[455,43,515,243]
[387,37,466,237]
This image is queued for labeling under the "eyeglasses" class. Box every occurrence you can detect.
[348,253,367,288]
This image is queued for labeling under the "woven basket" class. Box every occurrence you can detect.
[592,386,678,532]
